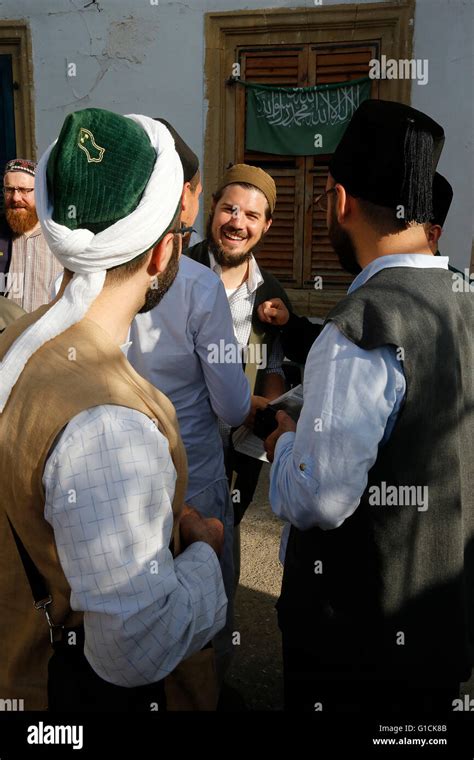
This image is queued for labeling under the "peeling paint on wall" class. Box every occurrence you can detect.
[106,16,159,64]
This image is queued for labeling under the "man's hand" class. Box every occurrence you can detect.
[257,298,290,327]
[179,504,224,557]
[264,410,297,462]
[244,395,269,428]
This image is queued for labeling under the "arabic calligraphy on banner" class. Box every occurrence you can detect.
[244,77,372,155]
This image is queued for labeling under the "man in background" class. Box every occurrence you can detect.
[1,159,63,311]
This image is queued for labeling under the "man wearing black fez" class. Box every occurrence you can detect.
[260,172,471,364]
[264,100,474,715]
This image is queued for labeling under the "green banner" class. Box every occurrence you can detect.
[244,77,371,156]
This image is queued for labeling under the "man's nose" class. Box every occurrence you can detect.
[11,188,23,200]
[230,205,244,225]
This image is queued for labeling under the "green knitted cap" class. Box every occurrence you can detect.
[47,108,156,233]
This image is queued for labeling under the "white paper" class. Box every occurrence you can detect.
[232,384,304,462]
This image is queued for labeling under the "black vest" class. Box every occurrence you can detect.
[278,266,474,682]
[0,216,12,291]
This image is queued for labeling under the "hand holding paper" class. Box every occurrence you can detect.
[264,410,297,463]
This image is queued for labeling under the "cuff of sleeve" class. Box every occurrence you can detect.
[281,311,301,332]
[175,540,222,570]
[274,431,296,461]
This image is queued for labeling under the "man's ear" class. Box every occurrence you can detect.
[426,224,442,247]
[182,182,191,212]
[263,217,273,235]
[147,232,175,276]
[335,183,350,223]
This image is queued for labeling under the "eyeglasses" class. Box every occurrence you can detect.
[3,186,35,197]
[169,225,196,237]
[314,188,337,212]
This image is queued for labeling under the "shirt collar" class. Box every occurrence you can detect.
[348,253,450,294]
[120,340,133,357]
[25,223,42,239]
[209,251,264,295]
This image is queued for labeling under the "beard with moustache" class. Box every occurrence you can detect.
[327,200,362,276]
[5,204,39,235]
[138,234,181,314]
[206,212,265,268]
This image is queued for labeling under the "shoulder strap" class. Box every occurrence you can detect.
[6,515,64,643]
[6,515,49,604]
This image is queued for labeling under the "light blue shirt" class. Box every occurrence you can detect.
[129,255,251,499]
[270,254,449,532]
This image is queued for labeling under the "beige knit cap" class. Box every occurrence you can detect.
[217,163,277,213]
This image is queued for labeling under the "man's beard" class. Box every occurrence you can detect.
[5,206,39,235]
[327,203,361,276]
[206,213,263,268]
[138,235,180,314]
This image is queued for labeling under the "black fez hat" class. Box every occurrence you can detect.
[431,172,453,227]
[155,118,199,184]
[329,99,445,224]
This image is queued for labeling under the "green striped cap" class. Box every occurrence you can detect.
[46,108,156,233]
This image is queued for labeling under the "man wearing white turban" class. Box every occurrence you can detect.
[0,108,227,712]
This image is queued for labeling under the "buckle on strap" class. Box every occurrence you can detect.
[34,595,64,644]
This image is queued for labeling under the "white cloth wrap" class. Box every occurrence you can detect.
[0,114,183,412]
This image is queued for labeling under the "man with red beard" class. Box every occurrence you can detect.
[1,158,63,311]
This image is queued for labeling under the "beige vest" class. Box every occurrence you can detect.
[0,305,187,710]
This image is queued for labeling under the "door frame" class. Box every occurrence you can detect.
[0,21,36,162]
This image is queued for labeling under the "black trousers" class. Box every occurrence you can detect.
[225,444,263,527]
[48,627,166,712]
[282,641,460,715]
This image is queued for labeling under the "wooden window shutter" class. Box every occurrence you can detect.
[236,49,306,286]
[303,45,379,304]
[235,43,379,304]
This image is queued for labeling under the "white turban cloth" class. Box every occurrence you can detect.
[0,115,183,412]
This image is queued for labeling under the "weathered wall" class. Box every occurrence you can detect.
[0,0,472,268]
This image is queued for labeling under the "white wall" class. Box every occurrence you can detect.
[1,0,472,268]
[411,0,473,269]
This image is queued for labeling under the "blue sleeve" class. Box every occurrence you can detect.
[270,323,406,530]
[192,278,251,427]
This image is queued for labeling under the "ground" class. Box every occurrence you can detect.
[226,463,284,711]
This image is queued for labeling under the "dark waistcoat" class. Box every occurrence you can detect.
[278,266,474,682]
